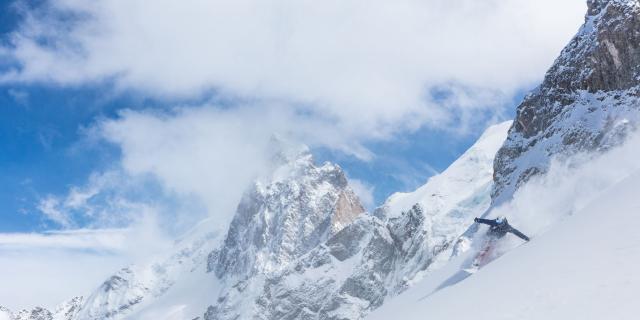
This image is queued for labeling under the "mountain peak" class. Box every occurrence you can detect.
[265,134,311,165]
[211,147,364,278]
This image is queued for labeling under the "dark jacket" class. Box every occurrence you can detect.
[474,218,530,241]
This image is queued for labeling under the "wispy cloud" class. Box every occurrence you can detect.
[7,88,29,107]
[0,0,588,309]
[0,0,585,139]
[492,128,640,239]
[348,178,376,211]
[0,228,127,252]
[0,228,136,310]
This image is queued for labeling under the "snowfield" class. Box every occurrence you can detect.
[370,136,640,320]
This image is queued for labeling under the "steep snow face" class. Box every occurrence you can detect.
[377,120,511,231]
[204,122,511,320]
[493,0,640,204]
[211,146,365,278]
[375,120,512,278]
[370,160,640,320]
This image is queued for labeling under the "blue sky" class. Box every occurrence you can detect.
[0,0,584,233]
[0,80,520,232]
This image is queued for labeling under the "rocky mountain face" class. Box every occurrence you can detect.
[203,145,367,319]
[203,122,510,320]
[492,0,640,204]
[211,145,364,279]
[10,120,507,320]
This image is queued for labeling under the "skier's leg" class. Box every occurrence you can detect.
[473,238,495,267]
[471,239,491,267]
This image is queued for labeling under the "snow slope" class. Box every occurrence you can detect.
[378,121,512,220]
[76,218,222,320]
[370,150,640,320]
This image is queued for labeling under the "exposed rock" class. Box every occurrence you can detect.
[493,0,640,204]
[203,122,509,320]
[212,147,364,278]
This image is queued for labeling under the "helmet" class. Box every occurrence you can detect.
[495,216,507,224]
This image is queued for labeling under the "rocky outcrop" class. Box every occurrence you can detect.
[204,144,366,319]
[493,0,640,204]
[211,145,364,278]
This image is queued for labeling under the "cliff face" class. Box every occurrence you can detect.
[493,0,640,204]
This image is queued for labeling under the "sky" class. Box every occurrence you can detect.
[0,0,586,310]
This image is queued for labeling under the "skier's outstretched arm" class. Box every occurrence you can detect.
[509,227,530,241]
[474,218,497,226]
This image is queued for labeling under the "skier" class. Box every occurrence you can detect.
[467,216,529,271]
[474,216,529,242]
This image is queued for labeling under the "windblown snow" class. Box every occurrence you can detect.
[370,130,640,320]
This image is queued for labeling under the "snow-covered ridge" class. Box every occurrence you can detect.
[369,131,640,320]
[203,121,511,320]
[0,121,511,320]
[378,121,511,220]
[210,145,365,278]
[0,297,83,320]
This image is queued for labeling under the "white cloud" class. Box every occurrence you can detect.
[0,227,171,311]
[3,0,590,309]
[8,0,590,230]
[0,229,127,252]
[91,104,387,225]
[490,129,640,241]
[349,178,375,211]
[37,196,73,228]
[1,0,586,138]
[39,167,210,227]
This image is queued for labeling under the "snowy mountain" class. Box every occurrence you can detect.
[0,297,83,320]
[200,121,509,320]
[204,142,366,319]
[369,137,640,320]
[368,1,640,318]
[7,1,639,318]
[1,120,510,319]
[23,139,366,320]
[211,141,364,279]
[75,218,221,320]
[492,0,640,205]
[214,121,510,320]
